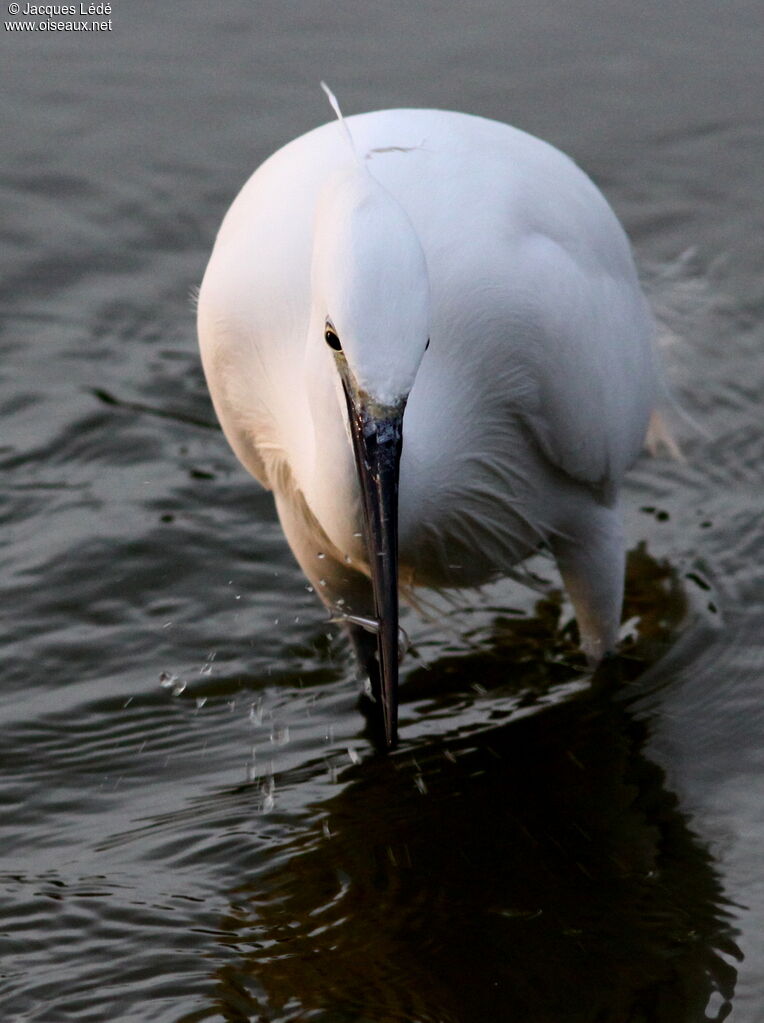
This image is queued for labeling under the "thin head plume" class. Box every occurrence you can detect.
[320,81,363,168]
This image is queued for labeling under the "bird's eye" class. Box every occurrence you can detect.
[325,328,342,352]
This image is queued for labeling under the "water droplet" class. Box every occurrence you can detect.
[306,585,314,593]
[319,579,327,587]
[195,696,207,709]
[322,820,332,838]
[705,991,726,1018]
[398,625,411,659]
[249,698,264,726]
[347,746,360,764]
[344,554,352,563]
[271,723,290,746]
[414,774,428,795]
[261,775,275,813]
[172,680,187,696]
[317,552,326,559]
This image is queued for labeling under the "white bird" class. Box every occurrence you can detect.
[198,91,659,748]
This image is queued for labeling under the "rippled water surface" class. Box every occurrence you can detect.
[2,1,763,1020]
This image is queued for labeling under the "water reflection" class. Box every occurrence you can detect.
[198,552,740,1023]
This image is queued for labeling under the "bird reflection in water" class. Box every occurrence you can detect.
[198,549,741,1023]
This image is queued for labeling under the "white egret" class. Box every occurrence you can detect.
[198,90,660,748]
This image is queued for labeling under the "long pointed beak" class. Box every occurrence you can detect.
[342,381,404,749]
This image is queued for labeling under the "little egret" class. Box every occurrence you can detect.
[198,92,660,748]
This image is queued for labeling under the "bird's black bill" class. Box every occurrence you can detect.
[343,383,404,749]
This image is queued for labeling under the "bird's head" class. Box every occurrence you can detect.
[310,165,431,748]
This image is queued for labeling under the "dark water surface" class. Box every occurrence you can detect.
[2,1,763,1020]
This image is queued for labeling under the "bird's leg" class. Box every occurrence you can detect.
[344,622,389,750]
[272,491,393,741]
[346,621,383,703]
[550,502,625,665]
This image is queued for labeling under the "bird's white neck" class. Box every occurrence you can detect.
[299,327,364,562]
[292,163,432,562]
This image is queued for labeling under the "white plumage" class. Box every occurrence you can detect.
[198,102,658,745]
